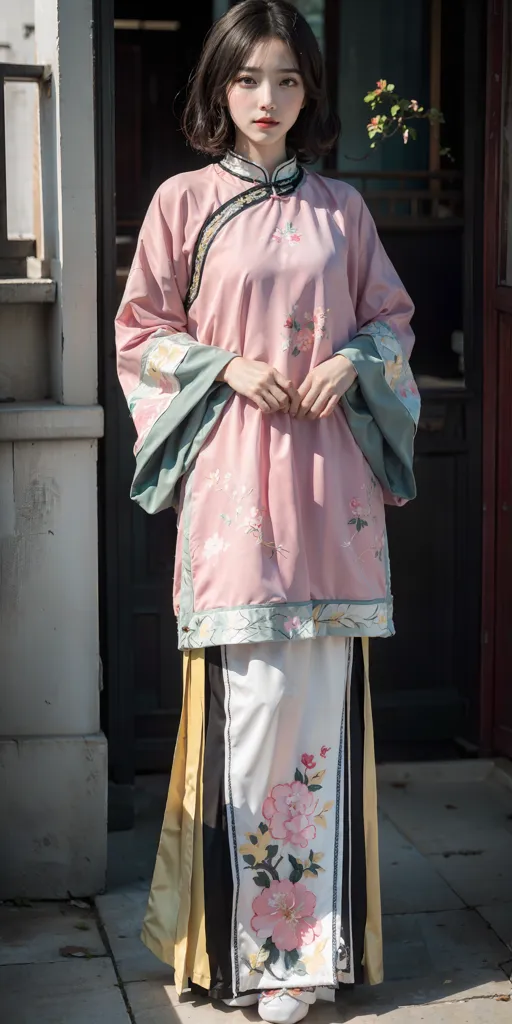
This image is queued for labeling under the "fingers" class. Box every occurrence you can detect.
[318,394,339,419]
[296,378,322,419]
[273,370,296,396]
[267,383,291,412]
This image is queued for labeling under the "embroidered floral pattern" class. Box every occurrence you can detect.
[179,599,392,648]
[272,222,301,245]
[343,475,384,562]
[207,471,287,558]
[282,307,329,357]
[203,532,230,560]
[128,330,191,454]
[359,320,420,425]
[239,749,334,981]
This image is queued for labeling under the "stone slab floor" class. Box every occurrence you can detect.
[1,760,511,1023]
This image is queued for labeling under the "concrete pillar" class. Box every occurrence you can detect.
[0,0,107,898]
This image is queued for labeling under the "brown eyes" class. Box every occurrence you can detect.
[235,77,299,88]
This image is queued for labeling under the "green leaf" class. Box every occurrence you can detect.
[259,822,269,834]
[295,961,307,976]
[243,854,256,867]
[288,855,300,870]
[249,835,258,845]
[289,868,303,883]
[348,517,357,525]
[267,844,279,859]
[284,949,300,971]
[294,768,304,783]
[267,942,280,965]
[390,104,400,117]
[387,83,395,92]
[308,784,322,792]
[254,872,271,888]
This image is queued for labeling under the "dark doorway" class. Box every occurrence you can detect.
[96,1,487,831]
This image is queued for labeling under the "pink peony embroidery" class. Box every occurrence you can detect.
[301,753,316,771]
[251,880,321,951]
[262,781,318,848]
[320,746,331,758]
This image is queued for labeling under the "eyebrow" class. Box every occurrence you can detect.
[239,66,302,74]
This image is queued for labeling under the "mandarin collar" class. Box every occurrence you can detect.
[219,149,299,185]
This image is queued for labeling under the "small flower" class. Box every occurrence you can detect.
[409,98,419,112]
[296,328,314,352]
[207,469,220,489]
[284,316,294,329]
[203,532,230,559]
[284,616,301,635]
[320,746,331,758]
[376,79,387,91]
[301,753,316,772]
[403,128,409,144]
[272,232,282,243]
[289,233,301,243]
[350,497,366,517]
[370,116,380,126]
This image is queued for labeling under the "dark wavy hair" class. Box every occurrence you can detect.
[182,0,339,163]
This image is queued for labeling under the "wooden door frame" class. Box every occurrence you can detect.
[94,0,137,828]
[481,0,510,754]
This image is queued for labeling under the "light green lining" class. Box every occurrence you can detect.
[178,599,393,650]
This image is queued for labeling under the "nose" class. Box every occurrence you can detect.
[258,82,277,111]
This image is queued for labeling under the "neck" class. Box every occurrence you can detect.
[233,133,287,176]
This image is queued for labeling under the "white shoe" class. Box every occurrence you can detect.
[223,994,259,1007]
[258,989,316,1024]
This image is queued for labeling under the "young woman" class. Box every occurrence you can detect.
[115,2,419,1021]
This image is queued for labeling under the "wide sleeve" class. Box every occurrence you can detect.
[115,186,236,514]
[338,193,420,504]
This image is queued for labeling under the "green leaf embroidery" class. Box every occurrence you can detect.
[243,854,256,867]
[254,872,271,888]
[284,949,300,971]
[259,822,269,834]
[294,768,304,783]
[295,961,307,976]
[266,844,279,859]
[308,784,322,792]
[249,835,258,845]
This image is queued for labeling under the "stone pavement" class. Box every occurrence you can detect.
[1,760,511,1023]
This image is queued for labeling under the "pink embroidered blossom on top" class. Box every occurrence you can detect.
[301,753,316,771]
[251,880,321,951]
[320,746,331,758]
[262,780,318,848]
[271,222,301,245]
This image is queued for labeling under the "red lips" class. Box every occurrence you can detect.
[254,118,279,125]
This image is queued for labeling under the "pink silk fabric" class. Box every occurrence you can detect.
[116,162,415,630]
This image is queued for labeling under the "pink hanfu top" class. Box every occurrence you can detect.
[116,152,419,649]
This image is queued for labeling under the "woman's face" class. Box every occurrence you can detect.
[227,38,306,159]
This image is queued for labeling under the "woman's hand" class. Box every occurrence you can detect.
[295,353,357,420]
[218,356,300,414]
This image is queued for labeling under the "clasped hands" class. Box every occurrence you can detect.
[218,354,357,420]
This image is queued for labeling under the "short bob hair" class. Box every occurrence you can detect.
[182,0,340,163]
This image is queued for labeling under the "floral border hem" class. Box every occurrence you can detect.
[178,600,392,649]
